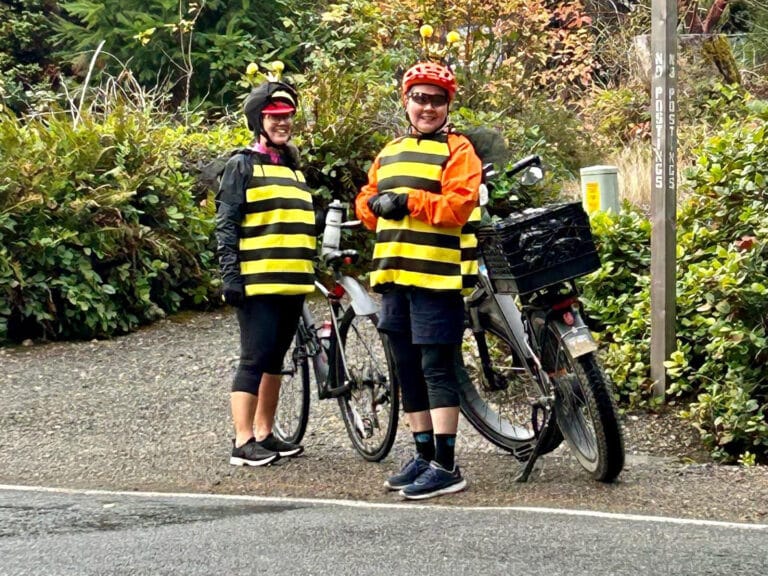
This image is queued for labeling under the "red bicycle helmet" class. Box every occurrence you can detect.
[402,62,457,101]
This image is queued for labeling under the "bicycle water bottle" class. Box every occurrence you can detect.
[322,199,344,256]
[315,320,332,381]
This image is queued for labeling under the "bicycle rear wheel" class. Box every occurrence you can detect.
[541,331,625,482]
[460,312,563,460]
[335,309,399,462]
[273,324,311,445]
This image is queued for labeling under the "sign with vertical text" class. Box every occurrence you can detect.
[650,0,678,398]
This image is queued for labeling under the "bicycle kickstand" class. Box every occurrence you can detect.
[515,403,558,483]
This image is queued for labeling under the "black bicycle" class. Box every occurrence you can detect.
[459,156,625,482]
[273,200,399,462]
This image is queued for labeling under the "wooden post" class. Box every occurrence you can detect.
[650,0,678,398]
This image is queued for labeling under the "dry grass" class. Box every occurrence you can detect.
[560,142,651,210]
[609,142,652,210]
[563,141,700,213]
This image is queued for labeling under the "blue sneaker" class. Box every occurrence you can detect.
[384,455,430,490]
[399,461,467,500]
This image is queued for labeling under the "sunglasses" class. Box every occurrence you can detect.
[264,113,295,123]
[408,91,449,107]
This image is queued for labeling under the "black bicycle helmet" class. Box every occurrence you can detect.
[243,81,299,140]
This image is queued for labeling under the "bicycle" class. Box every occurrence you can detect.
[273,199,400,462]
[459,156,625,482]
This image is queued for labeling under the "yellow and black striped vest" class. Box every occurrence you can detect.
[371,135,465,292]
[239,162,316,296]
[460,206,482,293]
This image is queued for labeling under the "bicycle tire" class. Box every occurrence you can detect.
[273,323,311,445]
[540,330,625,482]
[335,309,399,462]
[460,312,563,460]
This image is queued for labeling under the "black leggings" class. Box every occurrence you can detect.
[232,294,304,395]
[388,332,461,412]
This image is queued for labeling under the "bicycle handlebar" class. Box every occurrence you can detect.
[505,155,542,178]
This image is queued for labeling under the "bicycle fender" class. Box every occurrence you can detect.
[549,315,598,358]
[338,276,379,317]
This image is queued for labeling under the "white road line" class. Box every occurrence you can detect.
[1,483,765,531]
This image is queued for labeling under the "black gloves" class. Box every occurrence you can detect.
[222,282,245,307]
[367,192,410,220]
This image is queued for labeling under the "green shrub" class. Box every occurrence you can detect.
[0,0,66,115]
[581,89,768,462]
[51,0,310,111]
[0,104,223,342]
[580,207,654,406]
[670,93,768,462]
[584,86,650,149]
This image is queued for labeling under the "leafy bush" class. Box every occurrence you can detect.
[381,0,598,107]
[51,0,310,111]
[583,86,650,149]
[581,90,768,462]
[0,0,66,115]
[0,104,225,342]
[579,207,653,406]
[671,94,768,462]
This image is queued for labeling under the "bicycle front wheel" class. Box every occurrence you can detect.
[273,326,311,445]
[541,332,625,482]
[335,309,399,462]
[460,312,563,460]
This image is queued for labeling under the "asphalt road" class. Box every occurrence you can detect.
[1,486,766,576]
[2,304,767,530]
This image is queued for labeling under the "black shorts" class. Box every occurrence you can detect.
[377,288,464,345]
[232,294,305,393]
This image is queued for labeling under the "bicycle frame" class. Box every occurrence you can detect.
[300,260,379,400]
[493,287,598,367]
[467,259,602,480]
[463,154,605,480]
[272,199,399,461]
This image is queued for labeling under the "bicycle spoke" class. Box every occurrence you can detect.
[273,322,310,445]
[336,310,399,462]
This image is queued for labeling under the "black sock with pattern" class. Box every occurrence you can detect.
[413,430,435,462]
[435,434,457,470]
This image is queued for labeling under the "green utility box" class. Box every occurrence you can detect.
[580,165,619,215]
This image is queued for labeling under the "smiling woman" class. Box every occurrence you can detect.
[353,57,483,500]
[401,61,457,136]
[215,76,318,468]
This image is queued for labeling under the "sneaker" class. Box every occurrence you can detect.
[230,438,280,467]
[399,461,467,500]
[258,433,304,457]
[384,455,430,490]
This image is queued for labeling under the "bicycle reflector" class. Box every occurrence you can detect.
[330,284,346,299]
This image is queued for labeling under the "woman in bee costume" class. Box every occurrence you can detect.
[355,61,482,499]
[216,80,315,467]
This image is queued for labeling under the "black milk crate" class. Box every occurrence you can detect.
[477,201,601,294]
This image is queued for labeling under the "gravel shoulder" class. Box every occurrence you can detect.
[1,305,766,525]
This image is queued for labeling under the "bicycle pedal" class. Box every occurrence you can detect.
[354,416,374,440]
